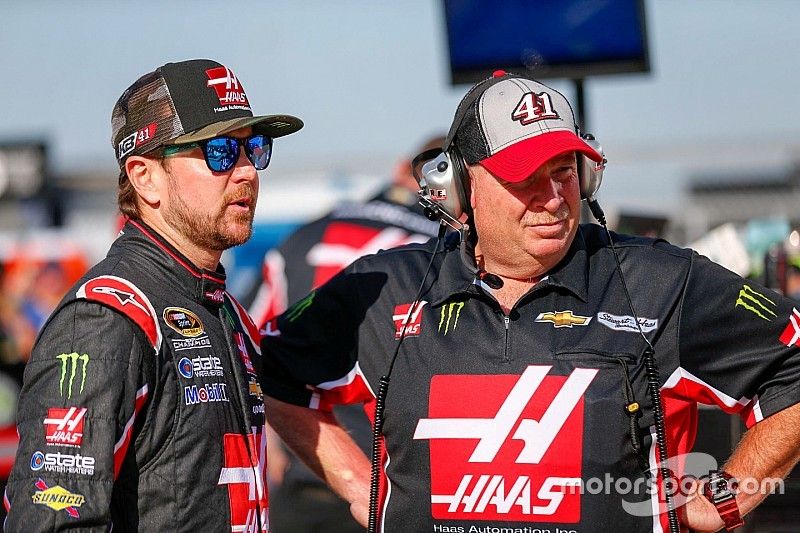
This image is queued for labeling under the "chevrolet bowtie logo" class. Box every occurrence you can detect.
[535,311,591,328]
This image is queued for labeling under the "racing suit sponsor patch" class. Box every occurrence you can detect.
[596,312,657,333]
[43,407,86,447]
[31,478,85,518]
[393,301,428,339]
[163,307,205,337]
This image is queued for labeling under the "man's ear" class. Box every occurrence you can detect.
[468,166,478,212]
[125,155,162,206]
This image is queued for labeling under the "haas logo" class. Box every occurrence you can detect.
[413,365,597,522]
[44,407,86,447]
[218,430,269,532]
[392,301,428,339]
[206,66,250,107]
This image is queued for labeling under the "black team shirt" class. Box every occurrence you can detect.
[261,224,800,533]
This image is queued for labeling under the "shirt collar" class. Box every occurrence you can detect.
[426,225,590,306]
[532,225,590,302]
[117,219,228,307]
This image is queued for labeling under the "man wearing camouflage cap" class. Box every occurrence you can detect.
[5,59,301,532]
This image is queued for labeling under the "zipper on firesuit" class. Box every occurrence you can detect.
[503,314,510,361]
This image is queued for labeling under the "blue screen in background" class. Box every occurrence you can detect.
[444,0,648,81]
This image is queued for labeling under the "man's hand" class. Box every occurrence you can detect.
[264,397,372,522]
[350,499,369,527]
[680,402,800,531]
[680,480,724,532]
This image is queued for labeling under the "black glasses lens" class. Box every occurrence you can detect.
[245,135,272,170]
[204,137,239,172]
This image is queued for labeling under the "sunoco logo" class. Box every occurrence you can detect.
[163,307,205,337]
[735,284,777,321]
[32,478,85,518]
[57,353,89,399]
[184,383,229,405]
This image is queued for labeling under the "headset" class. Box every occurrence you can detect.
[411,74,606,229]
[371,75,681,533]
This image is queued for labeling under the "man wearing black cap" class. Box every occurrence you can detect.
[4,59,301,532]
[259,72,800,533]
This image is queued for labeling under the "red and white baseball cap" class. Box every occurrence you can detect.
[444,70,602,182]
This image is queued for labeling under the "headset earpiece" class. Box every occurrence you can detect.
[577,133,606,201]
[412,146,470,223]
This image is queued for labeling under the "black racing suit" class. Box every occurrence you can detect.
[261,224,800,533]
[5,219,268,532]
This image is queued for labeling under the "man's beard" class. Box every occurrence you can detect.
[163,174,256,252]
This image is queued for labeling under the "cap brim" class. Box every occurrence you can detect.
[479,130,602,183]
[172,114,304,144]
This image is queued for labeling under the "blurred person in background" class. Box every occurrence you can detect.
[245,135,444,533]
[782,229,800,301]
[4,58,302,531]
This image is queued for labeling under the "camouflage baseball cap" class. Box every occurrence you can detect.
[111,59,303,167]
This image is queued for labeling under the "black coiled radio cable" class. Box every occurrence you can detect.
[367,223,446,533]
[588,199,680,533]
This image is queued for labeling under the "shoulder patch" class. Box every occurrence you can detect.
[76,275,162,352]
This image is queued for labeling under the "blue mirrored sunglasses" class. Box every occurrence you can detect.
[162,134,273,172]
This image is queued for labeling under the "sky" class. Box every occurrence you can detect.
[3,0,800,223]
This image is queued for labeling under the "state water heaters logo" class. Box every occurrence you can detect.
[43,407,86,447]
[393,301,428,339]
[413,365,597,523]
[177,356,224,379]
[30,450,95,476]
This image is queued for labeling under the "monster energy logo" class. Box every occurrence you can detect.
[735,284,777,321]
[438,301,465,334]
[57,353,90,399]
[221,304,236,329]
[286,291,315,322]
